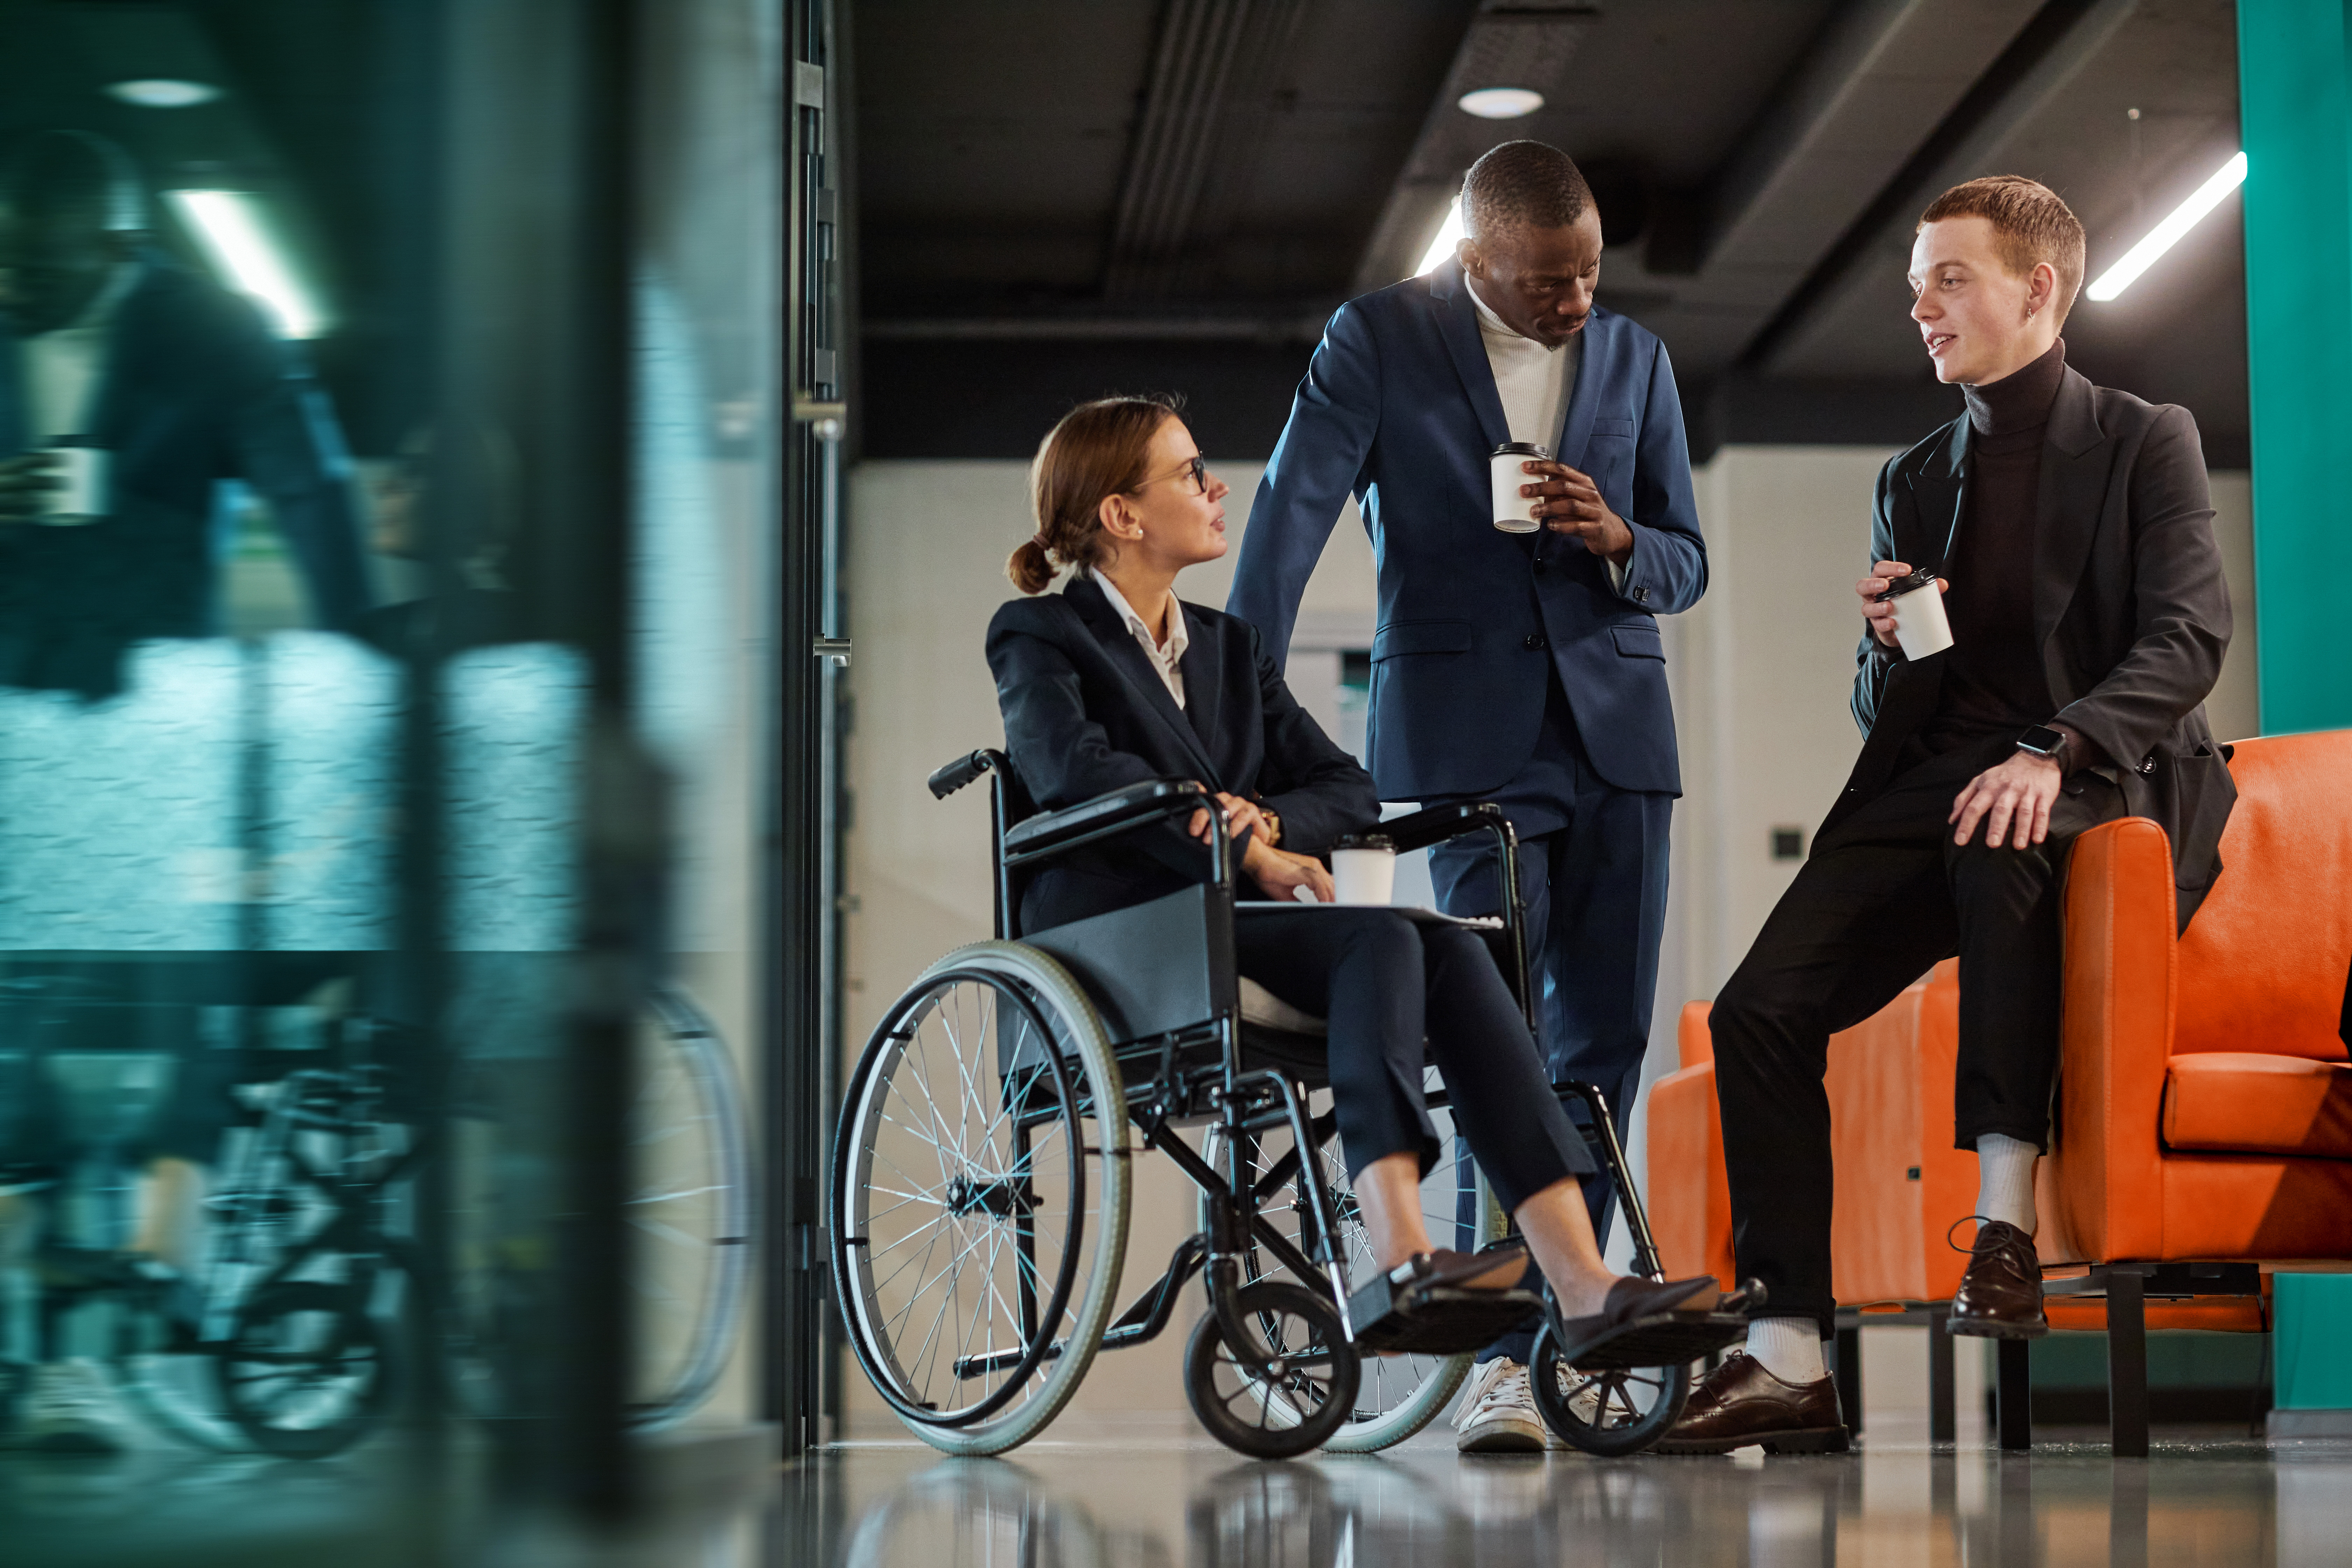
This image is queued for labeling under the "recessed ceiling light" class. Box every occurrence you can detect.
[1458,87,1544,120]
[107,79,223,109]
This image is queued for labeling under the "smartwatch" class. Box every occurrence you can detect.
[2016,725,2070,768]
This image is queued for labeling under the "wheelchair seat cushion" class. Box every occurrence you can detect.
[1238,978,1325,1037]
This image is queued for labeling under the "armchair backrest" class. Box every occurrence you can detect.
[2172,731,2352,1062]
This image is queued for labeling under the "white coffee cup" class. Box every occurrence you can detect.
[1880,569,1953,660]
[37,442,109,526]
[1330,835,1397,905]
[1490,442,1546,534]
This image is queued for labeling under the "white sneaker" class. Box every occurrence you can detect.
[1452,1357,1563,1453]
[13,1358,135,1455]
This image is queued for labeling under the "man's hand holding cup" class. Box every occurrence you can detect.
[0,453,62,524]
[1519,458,1633,565]
[1858,559,1948,652]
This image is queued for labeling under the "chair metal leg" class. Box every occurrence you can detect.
[2107,1269,2150,1458]
[1996,1337,2032,1450]
[1834,1325,1863,1435]
[1927,1306,1955,1443]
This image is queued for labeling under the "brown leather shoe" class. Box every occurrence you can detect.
[1651,1351,1848,1455]
[1946,1219,2048,1339]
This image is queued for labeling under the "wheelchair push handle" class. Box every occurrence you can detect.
[929,748,1005,800]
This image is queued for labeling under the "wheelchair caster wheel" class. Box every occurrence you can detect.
[1529,1321,1690,1457]
[1184,1281,1359,1459]
[215,1281,397,1458]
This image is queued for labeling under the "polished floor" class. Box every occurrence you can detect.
[790,1413,2351,1568]
[4,1412,2344,1564]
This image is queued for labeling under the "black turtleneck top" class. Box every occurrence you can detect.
[1922,338,2067,752]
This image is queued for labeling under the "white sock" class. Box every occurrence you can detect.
[1744,1317,1826,1385]
[1974,1133,2039,1234]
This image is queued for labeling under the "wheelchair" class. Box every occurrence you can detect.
[830,750,1752,1460]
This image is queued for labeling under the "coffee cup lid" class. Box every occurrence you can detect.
[1491,441,1548,458]
[1876,567,1939,598]
[1334,833,1394,851]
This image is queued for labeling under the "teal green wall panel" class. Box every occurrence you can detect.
[2275,1274,2352,1409]
[2239,1,2352,734]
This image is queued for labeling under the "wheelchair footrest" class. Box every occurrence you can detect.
[1350,1275,1542,1357]
[1555,1309,1749,1371]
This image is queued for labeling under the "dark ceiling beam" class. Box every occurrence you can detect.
[1348,2,1600,296]
[1743,0,2140,372]
[1689,0,2040,275]
[1102,0,1310,302]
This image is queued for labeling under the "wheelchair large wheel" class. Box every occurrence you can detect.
[1528,1319,1690,1456]
[626,984,755,1429]
[1201,1082,1503,1452]
[832,942,1129,1456]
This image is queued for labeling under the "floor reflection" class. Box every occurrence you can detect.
[805,1428,2352,1568]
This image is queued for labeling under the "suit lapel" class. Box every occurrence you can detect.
[1555,310,1604,469]
[1430,261,1511,452]
[2033,370,2108,674]
[1065,576,1224,785]
[1901,418,1968,572]
[1175,602,1224,758]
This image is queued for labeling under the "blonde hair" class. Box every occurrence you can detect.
[1007,396,1178,594]
[1918,175,2087,326]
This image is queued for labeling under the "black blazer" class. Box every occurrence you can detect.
[987,573,1381,933]
[1832,367,2235,929]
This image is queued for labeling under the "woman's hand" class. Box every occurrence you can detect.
[1188,790,1269,847]
[1245,842,1335,904]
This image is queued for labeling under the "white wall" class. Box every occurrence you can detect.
[838,449,2258,1429]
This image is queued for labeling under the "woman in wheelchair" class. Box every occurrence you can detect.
[986,396,1718,1348]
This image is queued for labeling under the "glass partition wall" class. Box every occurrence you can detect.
[0,0,800,1547]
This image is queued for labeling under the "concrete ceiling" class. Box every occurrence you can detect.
[855,0,2248,463]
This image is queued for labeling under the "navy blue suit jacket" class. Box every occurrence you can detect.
[1228,259,1705,800]
[0,258,372,695]
[986,574,1380,933]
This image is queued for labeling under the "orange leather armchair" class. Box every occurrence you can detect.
[1646,730,2352,1454]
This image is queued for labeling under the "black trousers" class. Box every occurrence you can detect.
[1710,733,2125,1331]
[1234,908,1593,1214]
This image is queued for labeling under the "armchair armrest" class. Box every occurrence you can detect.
[2044,817,2178,1265]
[1001,778,1216,873]
[1376,801,1514,855]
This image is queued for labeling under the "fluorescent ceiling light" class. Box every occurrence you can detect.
[2085,151,2247,302]
[167,190,324,338]
[1458,86,1544,120]
[1413,196,1466,278]
[106,78,222,108]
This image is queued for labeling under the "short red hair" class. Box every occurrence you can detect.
[1918,176,2087,325]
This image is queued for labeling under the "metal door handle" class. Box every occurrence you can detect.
[814,638,850,668]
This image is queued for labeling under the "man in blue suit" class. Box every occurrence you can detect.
[0,130,371,699]
[1227,141,1706,1452]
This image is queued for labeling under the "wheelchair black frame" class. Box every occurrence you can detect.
[919,749,1678,1393]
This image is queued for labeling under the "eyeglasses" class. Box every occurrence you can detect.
[1138,453,1210,496]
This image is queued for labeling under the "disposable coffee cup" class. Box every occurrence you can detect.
[37,440,109,526]
[1490,442,1547,534]
[1330,833,1397,905]
[1877,568,1953,659]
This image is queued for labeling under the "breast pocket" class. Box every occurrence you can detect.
[1587,418,1636,507]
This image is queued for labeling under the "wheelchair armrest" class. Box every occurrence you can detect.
[1001,778,1213,870]
[1376,801,1513,854]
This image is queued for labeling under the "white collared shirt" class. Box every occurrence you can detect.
[1468,276,1626,591]
[20,263,139,441]
[1091,569,1188,709]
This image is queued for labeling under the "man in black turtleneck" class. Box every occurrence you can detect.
[1657,176,2235,1456]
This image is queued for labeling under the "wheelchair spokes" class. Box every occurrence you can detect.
[834,944,1130,1452]
[1201,1079,1498,1451]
